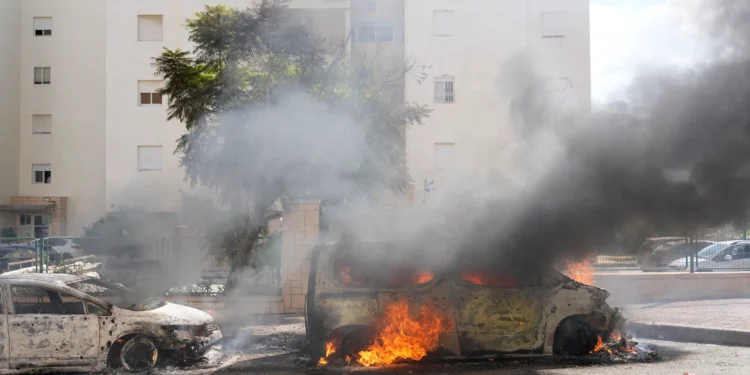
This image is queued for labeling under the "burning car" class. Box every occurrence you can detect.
[306,240,624,366]
[0,274,221,372]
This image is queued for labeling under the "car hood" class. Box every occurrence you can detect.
[114,302,213,325]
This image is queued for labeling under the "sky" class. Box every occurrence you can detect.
[590,0,711,102]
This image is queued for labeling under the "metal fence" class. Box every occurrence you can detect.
[0,236,282,296]
[590,235,750,273]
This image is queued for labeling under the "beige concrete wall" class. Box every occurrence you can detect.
[280,200,320,313]
[597,272,750,305]
[0,0,21,226]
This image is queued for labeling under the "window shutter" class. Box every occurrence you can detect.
[137,146,163,171]
[138,15,163,41]
[541,12,566,37]
[433,11,454,36]
[33,17,52,32]
[32,115,52,134]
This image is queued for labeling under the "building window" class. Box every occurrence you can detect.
[33,17,52,36]
[32,115,52,134]
[138,80,163,105]
[541,12,566,38]
[434,143,455,171]
[33,67,51,85]
[32,164,51,184]
[137,146,163,171]
[365,1,377,12]
[434,76,455,103]
[433,10,454,36]
[18,215,50,239]
[138,15,163,41]
[357,25,394,43]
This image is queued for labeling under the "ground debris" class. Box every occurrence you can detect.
[587,335,659,364]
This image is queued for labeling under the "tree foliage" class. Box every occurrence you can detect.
[154,0,429,288]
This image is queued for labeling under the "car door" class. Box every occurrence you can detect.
[724,244,750,269]
[709,244,749,270]
[7,284,99,369]
[451,265,545,355]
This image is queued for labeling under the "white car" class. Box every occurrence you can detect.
[0,274,221,373]
[669,240,750,270]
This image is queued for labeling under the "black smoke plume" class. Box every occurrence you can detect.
[440,0,750,270]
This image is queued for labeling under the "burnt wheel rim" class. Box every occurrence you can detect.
[120,336,158,371]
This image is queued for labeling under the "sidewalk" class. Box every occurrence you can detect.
[624,298,750,346]
[625,298,750,331]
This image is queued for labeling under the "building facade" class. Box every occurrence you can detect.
[404,0,591,205]
[0,0,589,237]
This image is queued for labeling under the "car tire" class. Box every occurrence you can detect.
[119,335,159,371]
[553,317,598,356]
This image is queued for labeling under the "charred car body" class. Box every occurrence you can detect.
[0,274,221,373]
[306,240,624,362]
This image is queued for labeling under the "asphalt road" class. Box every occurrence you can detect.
[158,340,746,375]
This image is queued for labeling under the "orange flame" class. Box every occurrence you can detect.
[460,271,517,287]
[590,331,637,356]
[590,336,613,355]
[356,298,452,367]
[338,264,352,284]
[414,270,434,284]
[611,329,622,342]
[317,340,337,366]
[566,260,595,285]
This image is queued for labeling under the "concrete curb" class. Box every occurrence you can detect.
[627,321,750,347]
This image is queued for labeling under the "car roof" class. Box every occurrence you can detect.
[721,240,750,244]
[0,273,91,285]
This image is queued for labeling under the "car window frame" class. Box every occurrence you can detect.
[452,265,537,289]
[2,280,112,316]
[716,244,743,261]
[9,284,88,316]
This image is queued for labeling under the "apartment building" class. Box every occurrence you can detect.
[0,0,351,237]
[0,0,589,236]
[404,0,591,205]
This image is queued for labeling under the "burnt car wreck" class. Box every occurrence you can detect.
[0,274,221,373]
[306,240,624,365]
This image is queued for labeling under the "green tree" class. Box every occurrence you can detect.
[154,0,429,290]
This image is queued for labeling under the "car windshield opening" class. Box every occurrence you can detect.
[67,279,164,311]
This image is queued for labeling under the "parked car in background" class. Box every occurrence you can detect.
[640,241,714,270]
[637,237,688,267]
[669,240,750,270]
